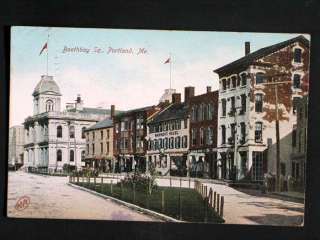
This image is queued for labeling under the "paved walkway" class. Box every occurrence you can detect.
[155,178,304,226]
[7,171,158,221]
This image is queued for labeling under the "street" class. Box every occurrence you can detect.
[7,171,158,221]
[7,171,304,225]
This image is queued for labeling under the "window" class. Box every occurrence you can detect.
[100,143,103,154]
[81,151,85,162]
[57,125,62,138]
[294,48,302,63]
[230,123,236,144]
[183,136,188,148]
[198,105,202,121]
[207,103,213,120]
[240,122,246,143]
[46,100,54,112]
[240,94,246,114]
[175,136,181,148]
[256,72,265,85]
[200,128,204,145]
[107,129,110,139]
[207,127,213,145]
[231,76,237,88]
[92,143,95,153]
[115,123,119,133]
[170,137,174,149]
[201,104,206,120]
[100,130,103,139]
[81,127,86,139]
[184,119,188,129]
[92,131,95,140]
[121,121,128,131]
[236,75,241,86]
[226,78,230,89]
[240,73,247,86]
[255,94,263,112]
[191,128,197,146]
[252,151,264,181]
[230,96,235,113]
[57,149,62,161]
[221,99,226,117]
[70,150,74,162]
[292,127,297,147]
[293,74,301,89]
[222,79,227,90]
[293,97,300,114]
[292,162,300,179]
[221,125,226,144]
[255,122,263,143]
[164,138,168,149]
[106,142,110,153]
[86,144,89,154]
[69,126,75,138]
[191,107,196,121]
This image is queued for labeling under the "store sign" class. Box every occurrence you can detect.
[154,130,179,138]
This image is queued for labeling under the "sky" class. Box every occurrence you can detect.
[9,26,310,127]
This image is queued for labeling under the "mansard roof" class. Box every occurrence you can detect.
[33,75,61,96]
[213,35,310,75]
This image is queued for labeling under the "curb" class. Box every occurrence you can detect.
[67,182,182,223]
[270,192,305,203]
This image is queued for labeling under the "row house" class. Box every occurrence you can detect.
[113,104,166,173]
[188,87,219,178]
[84,105,118,172]
[146,93,189,176]
[213,35,309,182]
[290,94,308,191]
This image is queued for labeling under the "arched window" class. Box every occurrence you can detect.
[70,150,74,162]
[57,149,62,162]
[57,125,62,138]
[81,150,85,162]
[81,127,86,139]
[69,126,75,138]
[46,100,54,112]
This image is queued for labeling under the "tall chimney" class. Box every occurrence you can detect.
[184,86,195,103]
[172,93,181,104]
[206,86,212,93]
[245,42,250,56]
[110,105,115,118]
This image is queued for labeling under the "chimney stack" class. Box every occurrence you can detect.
[206,86,212,93]
[172,93,181,104]
[110,105,115,118]
[184,86,195,103]
[245,41,250,56]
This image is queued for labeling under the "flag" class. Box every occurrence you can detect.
[164,58,170,64]
[39,42,48,55]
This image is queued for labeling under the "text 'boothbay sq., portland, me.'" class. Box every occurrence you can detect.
[8,26,308,226]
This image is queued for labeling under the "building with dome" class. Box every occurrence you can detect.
[23,75,111,172]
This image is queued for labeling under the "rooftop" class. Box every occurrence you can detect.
[213,35,310,75]
[33,75,61,96]
[149,103,188,124]
[85,118,113,131]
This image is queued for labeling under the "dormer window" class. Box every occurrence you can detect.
[294,48,302,63]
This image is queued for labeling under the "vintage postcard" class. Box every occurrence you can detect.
[7,26,309,225]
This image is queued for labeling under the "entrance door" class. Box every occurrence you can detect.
[252,151,264,181]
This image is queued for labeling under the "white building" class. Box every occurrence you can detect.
[146,93,189,176]
[214,36,309,183]
[23,75,110,172]
[8,125,25,167]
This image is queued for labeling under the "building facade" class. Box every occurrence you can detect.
[113,104,165,173]
[146,93,189,176]
[214,36,309,182]
[8,125,25,168]
[290,94,308,191]
[84,105,117,172]
[23,75,110,172]
[188,87,219,178]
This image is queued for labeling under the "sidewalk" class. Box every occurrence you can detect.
[270,191,305,202]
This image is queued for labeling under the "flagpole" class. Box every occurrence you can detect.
[47,31,49,76]
[169,52,172,89]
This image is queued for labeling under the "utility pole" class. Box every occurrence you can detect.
[261,79,291,192]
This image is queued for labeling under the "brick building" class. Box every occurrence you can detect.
[113,104,165,173]
[213,35,309,182]
[188,86,219,178]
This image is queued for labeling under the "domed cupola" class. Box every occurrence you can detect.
[33,75,61,97]
[32,75,62,115]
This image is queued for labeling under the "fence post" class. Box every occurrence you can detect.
[161,190,165,213]
[179,184,182,220]
[180,178,182,188]
[121,181,123,199]
[77,176,79,184]
[204,196,208,223]
[217,194,220,215]
[133,183,136,203]
[170,176,172,187]
[88,176,90,188]
[220,196,224,218]
[208,188,213,206]
[188,177,191,188]
[213,191,217,210]
[69,175,71,183]
[94,177,96,190]
[101,177,103,193]
[110,180,113,195]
